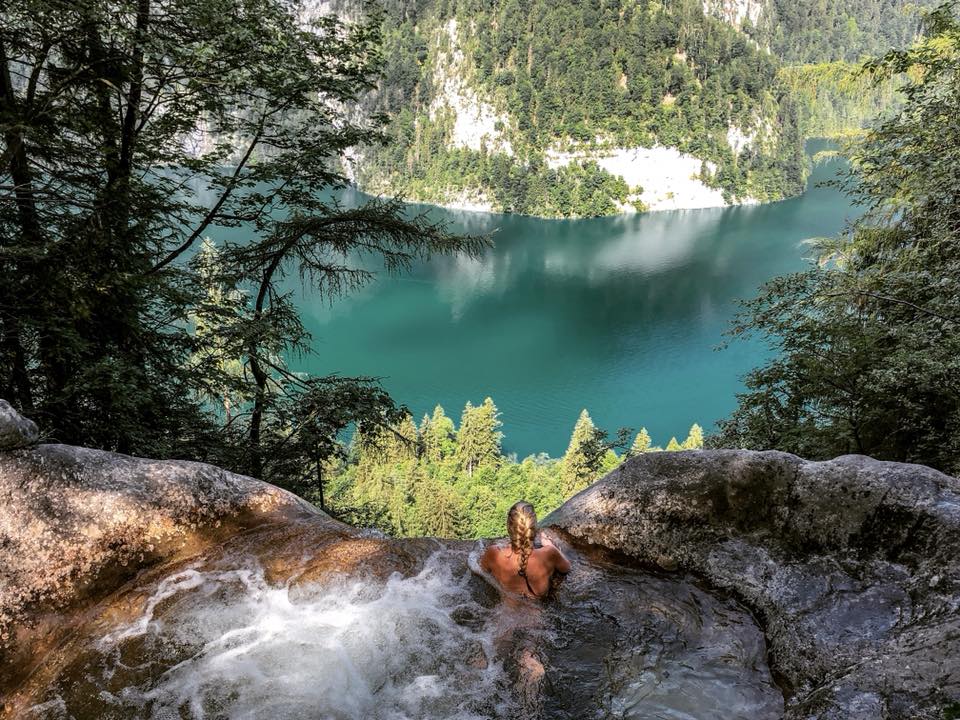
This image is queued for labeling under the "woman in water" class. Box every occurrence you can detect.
[478,502,570,716]
[480,501,571,599]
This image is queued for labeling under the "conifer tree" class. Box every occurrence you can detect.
[422,404,457,462]
[456,398,503,475]
[396,414,420,461]
[352,426,387,500]
[418,475,466,537]
[418,413,432,451]
[386,464,421,536]
[682,423,704,450]
[560,409,603,496]
[630,427,652,456]
[666,437,683,451]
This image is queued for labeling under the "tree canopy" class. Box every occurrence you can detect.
[330,398,702,538]
[0,0,485,488]
[714,2,960,476]
[359,0,808,216]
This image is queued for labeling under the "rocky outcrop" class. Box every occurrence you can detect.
[3,399,957,720]
[702,0,764,29]
[546,450,960,719]
[0,404,341,698]
[0,399,38,451]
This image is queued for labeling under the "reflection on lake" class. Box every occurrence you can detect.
[291,152,857,457]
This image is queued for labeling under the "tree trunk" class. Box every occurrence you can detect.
[247,252,285,479]
[0,45,41,412]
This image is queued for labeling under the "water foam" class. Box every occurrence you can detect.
[71,551,512,720]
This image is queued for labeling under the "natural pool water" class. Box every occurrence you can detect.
[23,534,782,720]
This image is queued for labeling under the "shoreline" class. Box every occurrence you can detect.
[355,140,843,220]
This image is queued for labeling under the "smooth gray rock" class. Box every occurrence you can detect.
[545,450,960,720]
[0,399,38,451]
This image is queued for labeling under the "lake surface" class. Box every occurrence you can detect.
[292,150,858,458]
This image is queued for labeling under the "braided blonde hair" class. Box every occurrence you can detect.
[507,501,538,578]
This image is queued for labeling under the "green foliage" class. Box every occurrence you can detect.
[456,397,504,475]
[331,398,699,538]
[630,427,652,455]
[560,409,634,496]
[714,3,960,476]
[744,0,934,139]
[420,405,457,462]
[189,239,247,424]
[333,400,571,538]
[559,409,606,496]
[0,0,485,490]
[682,423,705,449]
[359,0,807,215]
[746,0,934,64]
[778,61,905,137]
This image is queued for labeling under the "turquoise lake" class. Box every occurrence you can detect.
[291,151,858,458]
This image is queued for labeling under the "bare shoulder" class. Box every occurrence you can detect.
[547,544,572,574]
[480,543,502,571]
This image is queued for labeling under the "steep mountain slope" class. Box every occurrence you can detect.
[350,0,929,217]
[705,0,933,138]
[355,0,806,216]
[703,0,930,62]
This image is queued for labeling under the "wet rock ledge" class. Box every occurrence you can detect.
[0,400,339,700]
[1,398,958,719]
[546,449,960,719]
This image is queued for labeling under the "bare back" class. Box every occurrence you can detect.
[481,537,571,599]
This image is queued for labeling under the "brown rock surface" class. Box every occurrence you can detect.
[4,398,958,720]
[0,404,342,697]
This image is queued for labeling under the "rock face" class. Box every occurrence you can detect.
[0,399,38,451]
[2,399,957,720]
[0,403,339,698]
[546,450,960,720]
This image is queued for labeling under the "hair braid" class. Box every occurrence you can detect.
[507,501,538,577]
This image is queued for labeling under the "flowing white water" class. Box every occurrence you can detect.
[24,542,783,720]
[41,551,512,720]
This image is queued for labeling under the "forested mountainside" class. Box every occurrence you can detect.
[704,0,933,138]
[355,0,806,216]
[348,0,928,217]
[707,0,931,63]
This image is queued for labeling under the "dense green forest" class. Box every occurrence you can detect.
[358,0,807,216]
[323,398,704,538]
[740,0,932,63]
[714,3,960,476]
[354,0,932,217]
